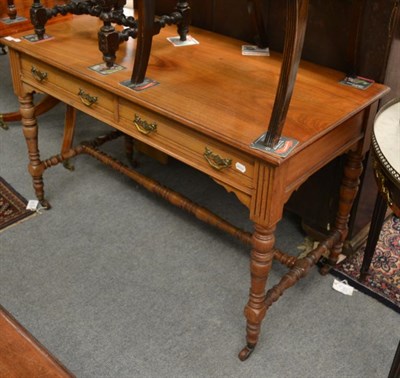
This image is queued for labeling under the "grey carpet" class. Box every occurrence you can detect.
[0,49,399,378]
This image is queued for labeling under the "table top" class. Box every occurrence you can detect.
[1,15,389,164]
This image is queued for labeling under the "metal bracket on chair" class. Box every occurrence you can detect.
[251,132,298,158]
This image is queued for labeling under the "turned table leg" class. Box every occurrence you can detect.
[130,0,156,85]
[31,0,48,41]
[262,0,309,147]
[61,105,77,171]
[7,0,17,20]
[176,1,191,41]
[19,93,50,209]
[320,149,364,274]
[239,224,276,361]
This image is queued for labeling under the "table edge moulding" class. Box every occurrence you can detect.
[1,0,389,361]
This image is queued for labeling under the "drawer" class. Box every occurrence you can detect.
[20,55,116,121]
[118,98,254,194]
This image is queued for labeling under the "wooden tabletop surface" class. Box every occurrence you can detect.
[2,15,389,162]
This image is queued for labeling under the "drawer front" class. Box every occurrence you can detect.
[118,98,254,194]
[20,56,115,120]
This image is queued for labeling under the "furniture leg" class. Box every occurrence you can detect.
[359,192,388,281]
[262,0,309,147]
[61,105,77,170]
[239,224,276,361]
[124,135,138,167]
[320,149,364,274]
[19,93,50,209]
[130,0,155,85]
[7,0,17,20]
[247,0,269,48]
[31,0,48,40]
[98,21,120,68]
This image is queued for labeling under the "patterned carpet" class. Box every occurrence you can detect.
[0,177,35,231]
[331,214,400,313]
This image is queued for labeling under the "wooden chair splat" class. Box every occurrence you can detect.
[263,0,309,148]
[248,0,269,48]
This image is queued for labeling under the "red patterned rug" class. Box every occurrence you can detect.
[0,177,35,231]
[331,214,400,313]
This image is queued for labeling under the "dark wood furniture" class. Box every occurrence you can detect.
[6,0,17,20]
[155,0,400,253]
[1,11,388,360]
[360,98,400,280]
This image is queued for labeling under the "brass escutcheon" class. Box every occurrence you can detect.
[133,114,157,135]
[31,66,48,82]
[203,147,232,171]
[78,88,98,107]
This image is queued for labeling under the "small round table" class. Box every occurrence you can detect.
[360,97,400,378]
[360,97,400,280]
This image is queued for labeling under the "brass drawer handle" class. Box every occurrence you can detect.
[134,114,157,135]
[31,66,48,82]
[78,88,98,107]
[203,147,232,171]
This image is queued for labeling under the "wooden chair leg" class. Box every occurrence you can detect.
[130,0,156,85]
[262,0,309,147]
[124,135,139,167]
[7,0,17,20]
[320,149,364,274]
[248,0,269,48]
[61,105,77,171]
[239,225,276,361]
